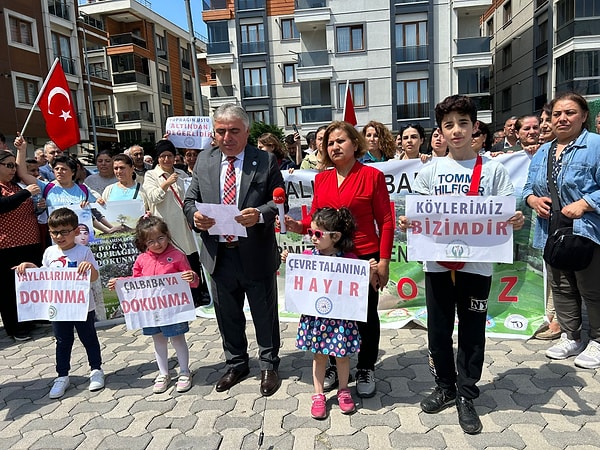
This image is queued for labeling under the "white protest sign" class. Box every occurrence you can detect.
[165,116,213,150]
[15,268,90,321]
[284,253,370,322]
[115,273,196,330]
[405,195,516,263]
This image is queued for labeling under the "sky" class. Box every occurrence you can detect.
[148,0,208,39]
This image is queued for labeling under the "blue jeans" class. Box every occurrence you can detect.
[53,311,102,377]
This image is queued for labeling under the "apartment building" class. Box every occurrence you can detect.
[485,0,600,129]
[80,0,210,151]
[203,0,494,133]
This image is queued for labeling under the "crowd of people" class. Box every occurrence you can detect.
[1,91,599,436]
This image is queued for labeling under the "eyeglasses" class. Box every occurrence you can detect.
[472,131,483,138]
[49,229,75,237]
[146,235,167,247]
[307,229,335,239]
[0,162,16,169]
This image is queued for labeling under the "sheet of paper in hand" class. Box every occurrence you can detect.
[115,273,196,330]
[284,253,370,322]
[15,268,90,321]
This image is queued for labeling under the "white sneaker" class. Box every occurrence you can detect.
[49,376,70,399]
[545,333,585,360]
[574,341,600,369]
[89,369,105,392]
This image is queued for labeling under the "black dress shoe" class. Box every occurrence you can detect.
[456,395,482,434]
[260,370,281,397]
[215,367,249,392]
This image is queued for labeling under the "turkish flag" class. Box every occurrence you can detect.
[38,60,80,150]
[342,80,357,127]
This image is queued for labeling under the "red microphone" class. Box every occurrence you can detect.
[273,187,286,234]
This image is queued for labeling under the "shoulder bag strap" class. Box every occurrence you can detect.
[546,142,561,212]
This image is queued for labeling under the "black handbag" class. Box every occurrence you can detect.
[542,144,595,271]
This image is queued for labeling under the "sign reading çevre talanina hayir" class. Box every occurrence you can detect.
[115,273,196,330]
[165,116,213,150]
[15,268,90,322]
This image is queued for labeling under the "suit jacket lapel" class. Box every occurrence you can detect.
[208,148,222,204]
[239,145,257,208]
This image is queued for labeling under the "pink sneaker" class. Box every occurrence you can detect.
[337,388,356,414]
[311,393,327,419]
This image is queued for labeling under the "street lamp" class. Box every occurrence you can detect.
[77,14,98,158]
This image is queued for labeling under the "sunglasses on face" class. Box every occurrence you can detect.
[472,131,483,138]
[0,162,16,169]
[307,229,335,239]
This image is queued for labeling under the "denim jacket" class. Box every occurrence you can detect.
[522,129,600,248]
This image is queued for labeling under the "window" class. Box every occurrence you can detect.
[181,46,191,69]
[15,76,39,105]
[395,21,427,62]
[283,63,298,84]
[240,23,265,53]
[501,87,512,111]
[486,18,494,37]
[301,80,331,106]
[156,34,167,59]
[159,69,170,94]
[281,18,299,40]
[51,32,75,75]
[248,110,268,123]
[458,68,489,94]
[336,25,364,53]
[337,81,366,108]
[162,102,173,119]
[502,44,512,67]
[503,1,512,25]
[207,21,230,54]
[396,79,428,119]
[184,78,193,100]
[7,12,38,52]
[285,106,301,126]
[243,67,268,97]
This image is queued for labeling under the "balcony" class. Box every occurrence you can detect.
[80,14,104,31]
[556,79,600,96]
[295,0,330,32]
[118,110,154,122]
[207,41,231,54]
[95,116,115,128]
[157,49,168,60]
[160,83,171,94]
[202,0,227,10]
[238,0,265,10]
[466,94,491,111]
[89,67,109,81]
[210,85,234,97]
[397,103,429,120]
[301,107,332,123]
[59,56,77,76]
[243,85,268,98]
[240,41,266,55]
[182,59,191,70]
[184,91,194,101]
[297,51,333,81]
[110,33,147,49]
[113,72,151,86]
[395,45,428,63]
[456,37,490,54]
[49,0,70,20]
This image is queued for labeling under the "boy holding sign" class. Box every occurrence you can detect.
[398,96,524,434]
[14,208,104,399]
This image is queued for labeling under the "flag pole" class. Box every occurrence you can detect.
[20,58,60,137]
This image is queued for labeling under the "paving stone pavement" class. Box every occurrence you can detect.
[1,318,599,449]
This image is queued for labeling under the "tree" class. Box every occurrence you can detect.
[249,121,284,147]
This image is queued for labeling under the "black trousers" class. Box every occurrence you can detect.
[211,246,280,371]
[0,244,43,337]
[425,270,491,399]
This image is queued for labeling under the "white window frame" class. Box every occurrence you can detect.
[5,9,39,53]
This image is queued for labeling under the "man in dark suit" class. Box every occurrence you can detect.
[183,104,284,397]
